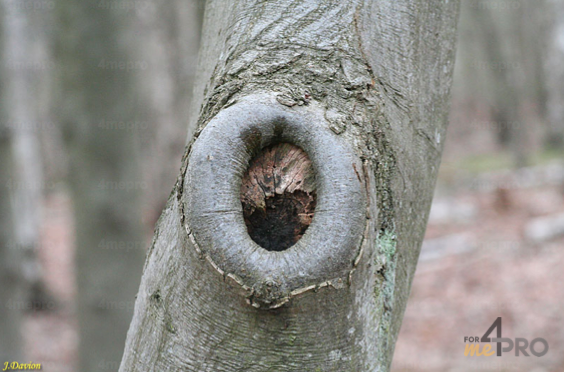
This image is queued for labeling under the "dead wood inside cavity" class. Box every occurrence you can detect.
[241,143,316,251]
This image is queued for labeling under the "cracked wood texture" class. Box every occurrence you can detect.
[241,143,316,251]
[120,1,460,371]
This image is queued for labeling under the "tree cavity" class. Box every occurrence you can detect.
[240,143,316,252]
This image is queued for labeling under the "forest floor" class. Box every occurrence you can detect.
[392,177,564,371]
[25,162,564,372]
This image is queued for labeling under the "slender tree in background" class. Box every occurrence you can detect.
[120,1,460,370]
[0,18,22,357]
[54,1,145,370]
[545,0,564,149]
[0,120,23,364]
[518,0,550,128]
[1,0,49,310]
[449,0,560,169]
[1,0,56,361]
[469,0,530,166]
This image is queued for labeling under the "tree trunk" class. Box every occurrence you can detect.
[545,0,564,149]
[0,104,23,366]
[0,2,20,363]
[2,0,51,312]
[469,0,530,166]
[120,1,460,371]
[54,1,146,370]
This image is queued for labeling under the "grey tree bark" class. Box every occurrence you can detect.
[0,2,20,363]
[545,0,564,149]
[0,56,23,362]
[120,1,460,371]
[54,1,146,370]
[0,119,23,364]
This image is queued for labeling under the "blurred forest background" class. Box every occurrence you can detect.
[0,0,563,371]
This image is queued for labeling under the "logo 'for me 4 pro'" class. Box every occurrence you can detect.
[464,317,549,357]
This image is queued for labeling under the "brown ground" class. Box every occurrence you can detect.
[392,184,564,371]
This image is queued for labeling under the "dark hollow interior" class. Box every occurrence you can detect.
[244,190,315,251]
[240,143,316,252]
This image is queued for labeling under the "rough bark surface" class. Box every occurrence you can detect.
[121,1,460,371]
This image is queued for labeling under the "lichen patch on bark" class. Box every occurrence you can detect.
[240,143,316,251]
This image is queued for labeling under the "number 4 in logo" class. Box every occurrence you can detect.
[481,317,502,356]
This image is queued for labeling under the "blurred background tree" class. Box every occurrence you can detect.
[1,0,52,363]
[545,0,564,150]
[53,0,147,369]
[51,0,204,369]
